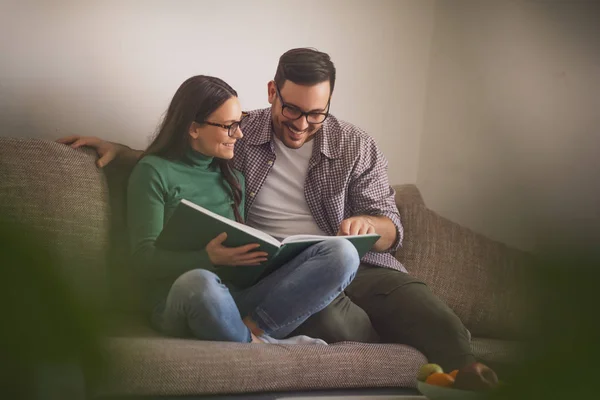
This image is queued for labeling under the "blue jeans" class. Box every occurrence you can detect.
[151,238,360,342]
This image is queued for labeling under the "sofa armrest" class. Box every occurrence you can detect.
[393,184,426,208]
[395,203,534,340]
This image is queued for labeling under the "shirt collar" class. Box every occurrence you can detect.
[245,108,273,146]
[314,117,342,160]
[246,108,342,159]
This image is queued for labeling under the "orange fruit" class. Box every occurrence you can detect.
[425,372,455,387]
[449,369,459,379]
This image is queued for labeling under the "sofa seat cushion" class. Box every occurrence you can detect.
[94,338,426,396]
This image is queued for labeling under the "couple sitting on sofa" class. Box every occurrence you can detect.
[60,48,494,383]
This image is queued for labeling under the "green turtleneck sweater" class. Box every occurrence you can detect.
[127,149,244,308]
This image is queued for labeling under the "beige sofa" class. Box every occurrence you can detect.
[0,138,532,398]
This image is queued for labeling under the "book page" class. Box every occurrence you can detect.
[281,233,380,244]
[181,199,281,247]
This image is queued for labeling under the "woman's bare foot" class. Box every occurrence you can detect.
[243,316,264,337]
[250,332,264,344]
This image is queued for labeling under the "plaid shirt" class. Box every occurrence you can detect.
[233,108,406,272]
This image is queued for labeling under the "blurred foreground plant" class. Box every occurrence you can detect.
[0,219,102,399]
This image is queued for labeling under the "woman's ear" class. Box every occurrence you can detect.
[189,122,200,139]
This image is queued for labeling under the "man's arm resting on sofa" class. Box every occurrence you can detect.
[56,136,143,167]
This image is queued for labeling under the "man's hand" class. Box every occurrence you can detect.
[56,135,119,168]
[337,215,397,252]
[206,233,269,266]
[337,216,377,236]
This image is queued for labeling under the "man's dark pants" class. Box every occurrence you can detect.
[291,264,475,371]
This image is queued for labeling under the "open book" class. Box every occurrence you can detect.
[155,199,381,288]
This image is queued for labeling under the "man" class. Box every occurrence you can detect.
[59,48,489,378]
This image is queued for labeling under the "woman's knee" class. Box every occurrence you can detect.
[170,269,224,300]
[320,238,360,279]
[163,270,248,342]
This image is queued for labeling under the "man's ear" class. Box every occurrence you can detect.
[189,122,200,139]
[267,81,277,105]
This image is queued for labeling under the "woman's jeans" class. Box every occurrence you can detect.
[151,238,360,342]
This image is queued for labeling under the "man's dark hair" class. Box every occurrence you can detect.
[274,48,336,93]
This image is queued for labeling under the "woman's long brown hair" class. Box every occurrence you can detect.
[144,75,243,222]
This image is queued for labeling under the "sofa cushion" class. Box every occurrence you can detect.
[0,138,111,310]
[96,312,527,396]
[94,338,427,396]
[395,203,534,340]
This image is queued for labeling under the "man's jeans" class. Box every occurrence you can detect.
[151,238,360,342]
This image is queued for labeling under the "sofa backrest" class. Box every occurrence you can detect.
[0,138,111,311]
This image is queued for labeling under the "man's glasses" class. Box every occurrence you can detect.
[201,112,248,137]
[275,83,330,124]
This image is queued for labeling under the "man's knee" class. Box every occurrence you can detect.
[403,284,466,331]
[376,281,469,343]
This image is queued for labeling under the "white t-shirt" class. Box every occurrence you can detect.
[246,136,327,241]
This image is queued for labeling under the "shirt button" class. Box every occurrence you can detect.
[250,192,256,197]
[267,160,273,165]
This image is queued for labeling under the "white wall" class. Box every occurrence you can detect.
[418,0,600,250]
[8,0,596,250]
[0,0,435,185]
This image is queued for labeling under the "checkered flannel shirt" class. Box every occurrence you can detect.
[233,108,406,272]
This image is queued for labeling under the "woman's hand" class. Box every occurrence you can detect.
[206,233,269,266]
[56,136,119,168]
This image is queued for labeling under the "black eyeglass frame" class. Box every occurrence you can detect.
[275,83,331,124]
[200,112,249,137]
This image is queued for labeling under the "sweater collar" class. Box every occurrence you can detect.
[186,148,214,169]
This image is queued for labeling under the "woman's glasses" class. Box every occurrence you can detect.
[201,112,249,137]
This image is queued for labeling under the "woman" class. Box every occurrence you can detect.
[127,75,359,344]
